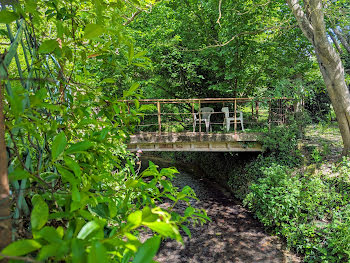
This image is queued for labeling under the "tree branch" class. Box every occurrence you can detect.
[0,253,40,263]
[183,23,295,52]
[329,30,343,55]
[216,0,222,27]
[286,0,314,43]
[333,27,350,53]
[123,9,143,26]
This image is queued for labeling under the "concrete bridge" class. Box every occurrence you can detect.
[127,132,262,152]
[124,97,294,152]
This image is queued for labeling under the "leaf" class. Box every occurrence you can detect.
[38,39,60,54]
[8,168,30,181]
[66,141,93,154]
[37,244,61,261]
[132,236,161,263]
[36,226,63,244]
[127,211,142,229]
[141,206,158,223]
[52,132,67,160]
[71,238,86,263]
[0,10,19,24]
[84,24,104,39]
[88,241,108,263]
[134,50,147,59]
[102,78,115,84]
[77,221,100,240]
[1,240,41,257]
[31,196,49,230]
[72,185,81,202]
[123,83,140,98]
[181,225,191,238]
[64,157,82,179]
[108,201,117,218]
[56,164,78,186]
[143,222,181,241]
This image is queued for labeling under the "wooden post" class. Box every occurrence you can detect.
[192,101,195,132]
[157,101,161,134]
[198,100,201,134]
[0,81,11,251]
[234,99,237,135]
[255,101,259,122]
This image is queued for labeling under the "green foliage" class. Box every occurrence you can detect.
[131,0,317,99]
[304,86,332,123]
[260,123,302,166]
[1,1,209,262]
[244,161,350,262]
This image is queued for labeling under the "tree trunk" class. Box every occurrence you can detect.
[287,0,350,154]
[0,81,11,252]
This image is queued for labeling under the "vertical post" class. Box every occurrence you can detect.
[255,101,259,121]
[251,101,254,120]
[192,101,195,132]
[157,101,161,134]
[234,99,237,135]
[127,102,130,114]
[198,100,201,134]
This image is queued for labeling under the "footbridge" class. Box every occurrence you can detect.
[125,98,295,152]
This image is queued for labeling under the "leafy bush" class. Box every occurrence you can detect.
[244,162,350,262]
[260,123,302,166]
[2,82,209,262]
[0,2,209,260]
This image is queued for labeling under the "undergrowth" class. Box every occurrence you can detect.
[241,122,350,262]
[244,161,350,262]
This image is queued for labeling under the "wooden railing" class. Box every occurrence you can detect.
[120,98,295,135]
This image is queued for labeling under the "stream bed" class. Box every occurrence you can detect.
[144,159,301,263]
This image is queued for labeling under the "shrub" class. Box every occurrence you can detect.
[244,162,350,262]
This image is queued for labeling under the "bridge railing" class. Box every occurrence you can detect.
[121,98,295,135]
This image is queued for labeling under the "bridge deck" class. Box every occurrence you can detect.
[124,97,294,152]
[128,132,262,152]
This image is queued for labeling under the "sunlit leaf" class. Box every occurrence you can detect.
[31,196,49,230]
[38,39,60,54]
[0,10,19,24]
[77,221,100,240]
[1,240,41,258]
[132,236,161,263]
[52,132,67,160]
[84,24,104,39]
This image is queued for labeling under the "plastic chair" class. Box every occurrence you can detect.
[221,107,245,132]
[193,107,214,132]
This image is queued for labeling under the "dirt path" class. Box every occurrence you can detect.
[155,172,300,263]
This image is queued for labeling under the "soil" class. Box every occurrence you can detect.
[150,168,301,263]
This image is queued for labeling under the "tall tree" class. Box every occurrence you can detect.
[287,0,350,154]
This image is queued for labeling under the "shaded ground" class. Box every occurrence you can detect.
[302,123,342,161]
[155,172,300,263]
[302,123,343,175]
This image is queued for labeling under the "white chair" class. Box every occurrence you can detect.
[221,107,245,132]
[193,107,214,132]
